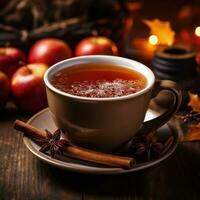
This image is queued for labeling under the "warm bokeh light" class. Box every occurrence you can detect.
[195,26,200,37]
[143,19,175,45]
[148,35,158,45]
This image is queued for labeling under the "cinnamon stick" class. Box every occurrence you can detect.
[14,120,47,139]
[65,146,134,168]
[14,120,135,169]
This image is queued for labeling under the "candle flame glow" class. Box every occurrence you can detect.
[148,35,158,45]
[195,26,200,37]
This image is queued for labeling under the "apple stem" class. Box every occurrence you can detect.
[91,29,98,36]
[26,65,32,74]
[19,61,32,74]
[0,42,11,55]
[4,42,10,54]
[18,60,26,66]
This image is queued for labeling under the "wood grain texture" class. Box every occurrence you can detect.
[1,105,200,200]
[0,106,82,200]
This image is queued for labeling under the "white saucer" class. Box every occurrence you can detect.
[23,108,180,174]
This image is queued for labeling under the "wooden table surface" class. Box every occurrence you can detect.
[1,105,200,200]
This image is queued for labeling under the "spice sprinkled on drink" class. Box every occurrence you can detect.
[50,63,147,98]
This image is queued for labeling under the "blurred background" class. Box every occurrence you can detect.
[0,0,200,57]
[0,0,200,114]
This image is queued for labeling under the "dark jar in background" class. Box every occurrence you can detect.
[152,46,200,108]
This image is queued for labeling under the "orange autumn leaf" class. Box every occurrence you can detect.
[143,19,175,45]
[188,92,200,112]
[183,123,200,142]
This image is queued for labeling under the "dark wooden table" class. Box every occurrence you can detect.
[1,104,200,200]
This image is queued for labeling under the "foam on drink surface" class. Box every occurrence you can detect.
[61,79,141,98]
[50,63,147,98]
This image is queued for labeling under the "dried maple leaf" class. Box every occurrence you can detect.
[143,19,175,45]
[188,92,200,112]
[183,123,200,142]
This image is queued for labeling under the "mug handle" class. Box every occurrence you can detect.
[137,80,182,135]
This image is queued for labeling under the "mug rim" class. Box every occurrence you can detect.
[44,55,155,102]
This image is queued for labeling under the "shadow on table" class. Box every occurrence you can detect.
[36,148,200,200]
[0,102,30,121]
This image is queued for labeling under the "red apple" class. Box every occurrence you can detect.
[75,36,118,57]
[11,63,48,114]
[0,47,26,79]
[28,38,72,66]
[0,71,9,109]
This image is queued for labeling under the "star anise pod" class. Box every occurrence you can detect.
[34,129,70,158]
[130,131,165,161]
